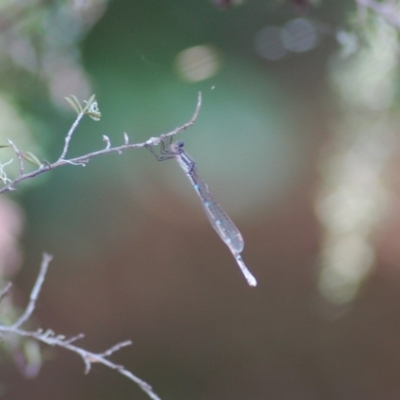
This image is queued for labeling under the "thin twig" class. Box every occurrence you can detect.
[11,253,52,329]
[8,139,24,176]
[0,254,162,400]
[99,340,133,357]
[1,92,202,196]
[145,91,202,147]
[59,111,85,160]
[0,326,161,400]
[103,135,111,150]
[64,333,85,344]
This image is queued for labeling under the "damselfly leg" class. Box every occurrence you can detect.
[145,136,174,161]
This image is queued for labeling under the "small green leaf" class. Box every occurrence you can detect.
[22,152,42,167]
[82,94,96,113]
[0,145,10,149]
[69,94,81,106]
[87,94,96,106]
[72,95,83,112]
[65,96,81,114]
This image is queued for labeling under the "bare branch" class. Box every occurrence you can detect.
[0,254,162,400]
[99,340,132,357]
[8,139,24,176]
[103,135,111,150]
[145,91,202,147]
[0,92,202,196]
[0,326,161,400]
[11,253,53,329]
[64,333,85,344]
[59,112,85,160]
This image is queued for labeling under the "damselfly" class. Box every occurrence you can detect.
[146,137,257,287]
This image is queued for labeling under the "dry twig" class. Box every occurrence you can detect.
[0,254,161,400]
[0,92,202,195]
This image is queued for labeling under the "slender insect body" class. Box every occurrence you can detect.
[147,138,257,287]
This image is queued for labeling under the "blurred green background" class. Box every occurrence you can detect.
[2,0,400,399]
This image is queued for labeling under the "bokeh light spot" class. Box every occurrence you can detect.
[175,45,222,82]
[281,18,317,53]
[254,26,287,61]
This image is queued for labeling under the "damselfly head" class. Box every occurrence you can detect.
[171,140,185,154]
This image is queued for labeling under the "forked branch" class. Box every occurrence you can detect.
[0,254,161,400]
[0,92,202,196]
